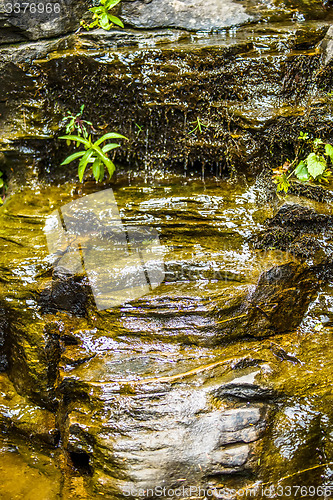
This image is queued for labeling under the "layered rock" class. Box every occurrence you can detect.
[0,0,89,44]
[0,20,332,186]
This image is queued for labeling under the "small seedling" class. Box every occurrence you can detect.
[135,123,144,136]
[188,117,208,135]
[81,0,124,31]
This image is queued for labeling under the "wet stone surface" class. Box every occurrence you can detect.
[0,19,333,184]
[0,177,332,497]
[0,0,89,44]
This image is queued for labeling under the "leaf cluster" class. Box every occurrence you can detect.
[273,132,333,193]
[83,0,124,31]
[60,132,128,182]
[62,105,93,145]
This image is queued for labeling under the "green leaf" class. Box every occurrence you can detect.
[89,6,103,13]
[92,158,101,182]
[61,151,86,165]
[107,15,124,28]
[80,149,95,165]
[273,174,290,193]
[89,19,99,28]
[306,153,327,179]
[102,143,120,153]
[94,133,127,147]
[77,150,95,182]
[59,135,90,147]
[99,163,105,182]
[78,162,88,182]
[100,13,110,29]
[325,144,333,163]
[0,179,3,189]
[294,161,310,182]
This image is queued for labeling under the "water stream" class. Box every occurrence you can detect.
[0,175,333,498]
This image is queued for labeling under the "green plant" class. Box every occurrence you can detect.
[188,117,208,135]
[62,105,93,146]
[0,171,3,205]
[272,132,333,193]
[60,132,128,182]
[81,0,124,31]
[135,123,144,136]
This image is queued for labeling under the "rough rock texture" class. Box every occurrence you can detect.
[121,0,251,31]
[255,202,333,264]
[121,0,332,30]
[0,21,332,186]
[246,261,318,336]
[1,5,333,498]
[0,0,89,44]
[0,373,58,444]
[2,176,333,497]
[0,305,8,371]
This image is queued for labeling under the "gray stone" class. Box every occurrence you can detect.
[121,0,251,31]
[121,0,331,31]
[321,25,333,65]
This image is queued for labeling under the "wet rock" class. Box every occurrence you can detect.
[246,262,319,337]
[317,24,333,90]
[255,202,333,262]
[0,373,58,444]
[39,274,90,317]
[0,183,332,497]
[213,370,275,400]
[0,305,8,372]
[0,0,89,45]
[320,24,333,65]
[0,20,332,182]
[59,375,268,497]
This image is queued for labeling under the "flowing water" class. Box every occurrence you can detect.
[0,174,333,498]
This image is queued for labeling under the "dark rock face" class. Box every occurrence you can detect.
[0,0,89,44]
[1,21,332,184]
[39,274,90,316]
[121,0,331,30]
[255,202,333,263]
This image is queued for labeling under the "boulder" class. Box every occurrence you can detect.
[121,0,331,30]
[246,262,319,337]
[255,202,333,263]
[121,0,251,31]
